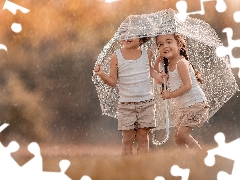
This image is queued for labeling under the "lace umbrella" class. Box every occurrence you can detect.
[92,9,238,134]
[92,13,157,118]
[147,9,238,133]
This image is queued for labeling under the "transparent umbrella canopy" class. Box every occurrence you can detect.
[92,13,157,118]
[92,9,239,133]
[148,9,239,132]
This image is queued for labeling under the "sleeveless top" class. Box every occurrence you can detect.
[116,48,153,102]
[169,59,206,108]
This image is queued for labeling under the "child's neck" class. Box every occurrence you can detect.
[121,46,142,60]
[169,55,184,64]
[124,45,141,50]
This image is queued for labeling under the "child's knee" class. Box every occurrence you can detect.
[175,131,187,143]
[174,133,182,144]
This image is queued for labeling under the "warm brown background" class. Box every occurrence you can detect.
[0,1,239,177]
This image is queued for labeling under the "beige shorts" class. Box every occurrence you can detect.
[117,99,156,130]
[176,101,209,129]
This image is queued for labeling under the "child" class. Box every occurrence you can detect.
[94,37,167,155]
[154,33,209,150]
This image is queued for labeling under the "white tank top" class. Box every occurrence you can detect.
[169,59,206,108]
[116,48,153,102]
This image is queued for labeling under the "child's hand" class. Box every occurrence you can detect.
[154,73,163,84]
[162,90,172,99]
[154,72,168,84]
[156,55,164,63]
[154,79,161,84]
[161,72,168,80]
[94,63,104,75]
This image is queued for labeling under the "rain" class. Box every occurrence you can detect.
[0,0,240,179]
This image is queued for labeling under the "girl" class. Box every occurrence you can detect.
[94,37,167,155]
[154,33,209,150]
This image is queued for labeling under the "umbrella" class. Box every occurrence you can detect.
[152,59,170,145]
[92,9,239,135]
[147,9,239,133]
[92,13,157,118]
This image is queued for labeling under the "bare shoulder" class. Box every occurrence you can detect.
[147,49,153,55]
[111,52,117,59]
[177,58,189,69]
[146,49,153,61]
[110,53,118,65]
[177,58,190,78]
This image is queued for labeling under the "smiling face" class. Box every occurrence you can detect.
[156,34,182,60]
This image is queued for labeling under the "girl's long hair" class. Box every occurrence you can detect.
[173,33,204,84]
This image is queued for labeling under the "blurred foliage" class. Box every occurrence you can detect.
[0,0,239,145]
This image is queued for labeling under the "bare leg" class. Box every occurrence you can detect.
[122,129,135,155]
[174,128,188,149]
[175,126,202,150]
[135,128,150,154]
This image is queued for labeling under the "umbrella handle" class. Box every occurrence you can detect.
[152,132,169,145]
[164,78,170,135]
[152,77,170,146]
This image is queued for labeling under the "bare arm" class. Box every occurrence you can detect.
[94,54,118,87]
[147,50,166,83]
[153,55,165,84]
[162,59,192,99]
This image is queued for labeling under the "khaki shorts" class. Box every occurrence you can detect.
[176,101,209,129]
[117,99,156,130]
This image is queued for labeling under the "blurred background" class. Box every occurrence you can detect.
[0,0,239,151]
